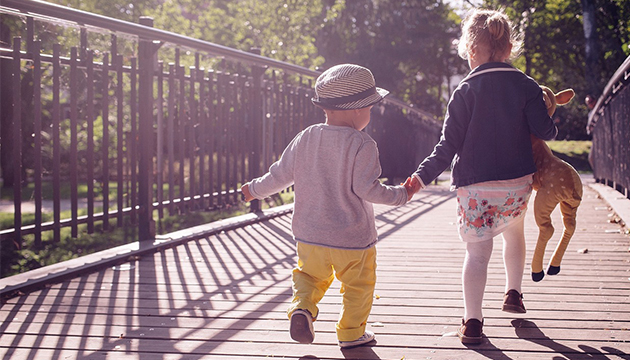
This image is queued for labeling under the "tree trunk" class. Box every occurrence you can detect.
[581,0,599,98]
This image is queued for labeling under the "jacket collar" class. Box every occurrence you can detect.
[463,62,522,82]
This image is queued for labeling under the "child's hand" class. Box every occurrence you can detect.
[402,176,421,201]
[241,183,255,202]
[542,90,553,113]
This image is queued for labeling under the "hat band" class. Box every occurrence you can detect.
[315,86,377,106]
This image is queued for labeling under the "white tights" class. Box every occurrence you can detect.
[462,217,526,321]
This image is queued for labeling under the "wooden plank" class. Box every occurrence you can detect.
[5,284,628,310]
[4,291,630,318]
[2,316,626,345]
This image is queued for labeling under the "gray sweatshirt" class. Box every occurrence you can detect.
[248,123,408,249]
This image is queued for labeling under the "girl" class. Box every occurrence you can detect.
[407,9,557,344]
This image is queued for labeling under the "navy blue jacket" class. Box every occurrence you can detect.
[414,62,558,188]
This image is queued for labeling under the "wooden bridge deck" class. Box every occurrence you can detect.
[1,179,629,359]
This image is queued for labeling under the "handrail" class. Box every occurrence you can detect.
[587,55,630,132]
[586,54,630,198]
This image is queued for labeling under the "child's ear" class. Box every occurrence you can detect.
[555,89,575,106]
[468,46,476,60]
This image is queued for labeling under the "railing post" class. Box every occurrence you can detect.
[12,37,22,242]
[249,48,265,212]
[138,17,156,240]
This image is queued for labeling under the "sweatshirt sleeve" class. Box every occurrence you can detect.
[413,88,468,185]
[352,140,408,206]
[248,135,298,200]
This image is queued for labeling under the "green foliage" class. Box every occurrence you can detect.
[0,212,53,231]
[546,140,592,172]
[48,0,162,23]
[1,180,118,202]
[144,0,327,70]
[28,0,630,140]
[316,0,465,116]
[1,219,139,277]
[43,0,462,116]
[546,140,591,157]
[1,183,296,276]
[1,201,255,277]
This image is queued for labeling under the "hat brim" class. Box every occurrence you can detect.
[312,87,389,110]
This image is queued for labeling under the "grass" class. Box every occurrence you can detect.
[0,181,183,202]
[1,188,294,278]
[546,140,592,172]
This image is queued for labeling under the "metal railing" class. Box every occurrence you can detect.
[587,55,630,199]
[0,0,441,261]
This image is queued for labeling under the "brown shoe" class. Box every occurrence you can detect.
[502,289,526,313]
[457,318,483,344]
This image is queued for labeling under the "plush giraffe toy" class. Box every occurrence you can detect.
[530,86,582,282]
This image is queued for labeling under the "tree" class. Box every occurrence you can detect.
[38,0,464,117]
[591,0,630,92]
[144,0,327,69]
[49,0,162,23]
[582,0,600,98]
[316,0,465,116]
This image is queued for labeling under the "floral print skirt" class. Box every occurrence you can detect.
[456,174,533,242]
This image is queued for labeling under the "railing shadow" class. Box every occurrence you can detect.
[464,339,514,360]
[132,219,295,359]
[340,342,380,359]
[2,201,315,358]
[512,319,630,360]
[291,343,383,360]
[97,216,299,359]
[374,186,457,241]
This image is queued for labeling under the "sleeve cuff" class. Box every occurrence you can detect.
[247,181,265,200]
[412,174,427,189]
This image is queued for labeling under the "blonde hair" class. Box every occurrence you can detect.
[457,9,523,62]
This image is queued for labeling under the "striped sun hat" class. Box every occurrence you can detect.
[312,64,389,110]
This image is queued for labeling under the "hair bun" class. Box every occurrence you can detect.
[487,16,505,40]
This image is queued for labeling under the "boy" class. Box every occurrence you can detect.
[241,64,414,348]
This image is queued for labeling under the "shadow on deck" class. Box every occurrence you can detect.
[1,178,629,360]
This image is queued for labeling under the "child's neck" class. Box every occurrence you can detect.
[326,118,354,128]
[325,112,357,129]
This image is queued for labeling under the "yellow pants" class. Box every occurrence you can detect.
[286,242,377,342]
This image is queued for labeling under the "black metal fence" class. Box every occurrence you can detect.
[0,0,441,257]
[587,55,630,199]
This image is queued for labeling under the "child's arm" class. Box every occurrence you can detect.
[241,133,299,201]
[352,141,408,206]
